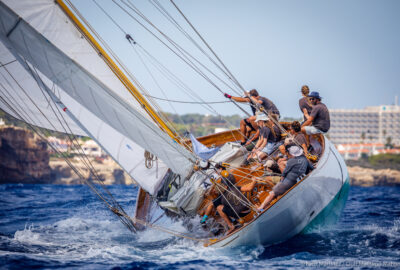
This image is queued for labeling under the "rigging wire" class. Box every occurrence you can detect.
[92,0,247,144]
[148,0,242,94]
[141,94,229,104]
[169,0,246,93]
[113,0,251,117]
[64,0,180,142]
[13,56,137,231]
[93,0,249,145]
[124,0,240,95]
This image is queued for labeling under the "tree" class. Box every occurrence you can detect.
[360,131,366,143]
[385,136,393,149]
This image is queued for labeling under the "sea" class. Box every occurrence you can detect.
[0,184,399,269]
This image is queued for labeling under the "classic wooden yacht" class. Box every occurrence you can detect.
[0,0,349,248]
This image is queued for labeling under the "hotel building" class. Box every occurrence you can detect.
[328,103,400,145]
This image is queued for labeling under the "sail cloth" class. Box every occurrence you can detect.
[189,134,220,160]
[0,42,168,195]
[0,42,86,136]
[0,1,196,180]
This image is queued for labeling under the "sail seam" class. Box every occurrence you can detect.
[6,17,21,37]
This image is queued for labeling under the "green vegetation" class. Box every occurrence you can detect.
[164,112,242,137]
[346,153,400,170]
[2,108,301,138]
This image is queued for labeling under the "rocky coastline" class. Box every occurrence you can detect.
[1,126,399,186]
[0,126,132,185]
[348,166,400,187]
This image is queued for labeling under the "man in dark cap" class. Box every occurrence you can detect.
[301,91,330,147]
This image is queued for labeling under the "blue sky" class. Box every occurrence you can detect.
[72,0,400,118]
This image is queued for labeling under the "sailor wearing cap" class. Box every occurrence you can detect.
[243,113,282,165]
[301,91,330,135]
[257,145,314,211]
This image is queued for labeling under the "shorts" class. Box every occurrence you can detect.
[261,141,283,155]
[272,178,297,196]
[304,125,325,135]
[212,195,222,207]
[221,203,249,218]
[213,195,249,218]
[245,139,258,151]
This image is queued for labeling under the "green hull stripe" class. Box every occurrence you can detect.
[302,177,350,233]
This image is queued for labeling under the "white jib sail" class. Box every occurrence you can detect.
[0,0,196,188]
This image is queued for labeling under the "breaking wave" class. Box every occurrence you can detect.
[0,185,399,269]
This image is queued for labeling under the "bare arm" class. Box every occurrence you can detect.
[301,116,314,127]
[231,96,250,103]
[249,96,262,105]
[253,136,265,151]
[301,143,309,156]
[302,108,310,119]
[246,129,260,145]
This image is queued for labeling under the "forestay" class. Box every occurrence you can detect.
[0,0,196,187]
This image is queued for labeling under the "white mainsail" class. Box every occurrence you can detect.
[0,0,196,192]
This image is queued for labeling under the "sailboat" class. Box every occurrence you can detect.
[0,0,349,248]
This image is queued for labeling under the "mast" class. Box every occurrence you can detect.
[55,0,179,143]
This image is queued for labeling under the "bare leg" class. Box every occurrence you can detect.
[257,151,267,161]
[258,191,276,211]
[240,119,247,143]
[216,205,235,234]
[277,158,287,173]
[279,144,286,155]
[301,127,310,146]
[204,203,214,216]
[248,116,257,131]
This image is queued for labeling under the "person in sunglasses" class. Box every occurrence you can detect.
[301,91,330,147]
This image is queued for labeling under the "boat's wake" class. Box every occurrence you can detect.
[1,215,264,267]
[1,185,399,269]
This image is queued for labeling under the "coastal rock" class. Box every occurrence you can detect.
[50,157,134,185]
[0,126,51,183]
[348,166,400,186]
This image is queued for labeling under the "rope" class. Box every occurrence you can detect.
[144,150,157,169]
[149,0,242,95]
[0,49,137,232]
[142,94,230,104]
[93,0,250,148]
[114,0,252,118]
[169,0,245,94]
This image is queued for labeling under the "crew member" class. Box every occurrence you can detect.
[279,121,308,157]
[257,145,313,211]
[224,89,280,145]
[299,85,312,122]
[245,114,281,164]
[301,91,330,147]
[200,163,249,235]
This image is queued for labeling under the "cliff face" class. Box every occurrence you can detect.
[348,166,400,187]
[0,126,133,185]
[50,158,133,185]
[0,126,51,183]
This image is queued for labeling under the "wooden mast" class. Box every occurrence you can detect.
[55,0,180,143]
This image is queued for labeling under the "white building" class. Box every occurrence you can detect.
[328,103,400,145]
[81,140,103,157]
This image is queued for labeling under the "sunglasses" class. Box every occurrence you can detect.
[309,98,316,101]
